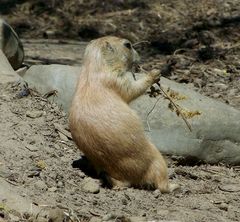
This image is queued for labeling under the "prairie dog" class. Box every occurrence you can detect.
[69,36,177,193]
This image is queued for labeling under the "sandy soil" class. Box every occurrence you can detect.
[0,81,240,222]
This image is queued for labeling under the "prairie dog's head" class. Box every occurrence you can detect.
[83,36,140,74]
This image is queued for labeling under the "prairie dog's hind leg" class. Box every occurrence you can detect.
[142,143,171,193]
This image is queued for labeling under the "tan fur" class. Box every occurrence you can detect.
[69,36,176,193]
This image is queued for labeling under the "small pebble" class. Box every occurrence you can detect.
[8,214,20,222]
[48,208,65,222]
[153,189,161,198]
[157,209,170,216]
[228,89,238,97]
[89,217,102,222]
[215,83,228,90]
[26,110,44,118]
[102,213,115,221]
[48,187,58,192]
[129,216,147,222]
[25,144,38,152]
[218,203,229,211]
[121,198,128,205]
[212,93,221,98]
[57,181,64,188]
[58,132,68,141]
[81,178,100,194]
[34,180,47,190]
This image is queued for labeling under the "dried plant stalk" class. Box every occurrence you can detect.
[138,66,192,132]
[157,83,192,132]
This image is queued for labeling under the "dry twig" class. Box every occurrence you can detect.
[132,40,150,47]
[146,96,161,132]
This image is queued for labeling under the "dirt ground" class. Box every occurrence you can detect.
[1,0,240,221]
[1,82,240,222]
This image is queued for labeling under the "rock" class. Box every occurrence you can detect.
[0,19,24,70]
[218,184,240,192]
[89,217,102,222]
[218,203,229,211]
[26,110,44,118]
[228,89,238,97]
[212,68,228,77]
[58,131,68,141]
[22,64,80,111]
[43,30,57,38]
[48,187,57,192]
[53,123,72,140]
[48,208,65,222]
[215,83,228,90]
[34,180,47,191]
[133,78,240,165]
[57,181,64,188]
[212,93,221,98]
[129,216,147,222]
[102,213,115,221]
[157,209,170,216]
[81,178,100,194]
[19,65,240,165]
[0,166,11,178]
[153,189,161,198]
[25,144,38,152]
[0,49,22,84]
[8,214,20,222]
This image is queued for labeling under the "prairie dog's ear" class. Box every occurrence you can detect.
[104,41,114,53]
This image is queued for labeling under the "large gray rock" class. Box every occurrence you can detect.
[21,64,240,164]
[0,19,24,70]
[22,64,80,111]
[131,79,240,164]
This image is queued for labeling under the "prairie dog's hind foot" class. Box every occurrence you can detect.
[168,183,181,193]
[156,181,180,193]
[109,177,131,190]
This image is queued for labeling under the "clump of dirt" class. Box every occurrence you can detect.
[0,82,240,222]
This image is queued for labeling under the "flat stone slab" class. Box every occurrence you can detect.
[22,64,80,111]
[132,78,240,164]
[21,64,240,164]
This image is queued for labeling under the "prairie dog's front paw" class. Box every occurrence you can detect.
[149,69,161,83]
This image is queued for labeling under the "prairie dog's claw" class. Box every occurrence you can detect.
[150,69,161,83]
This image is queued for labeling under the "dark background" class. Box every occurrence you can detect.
[1,0,240,108]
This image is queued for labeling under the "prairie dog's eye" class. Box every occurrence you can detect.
[124,42,132,49]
